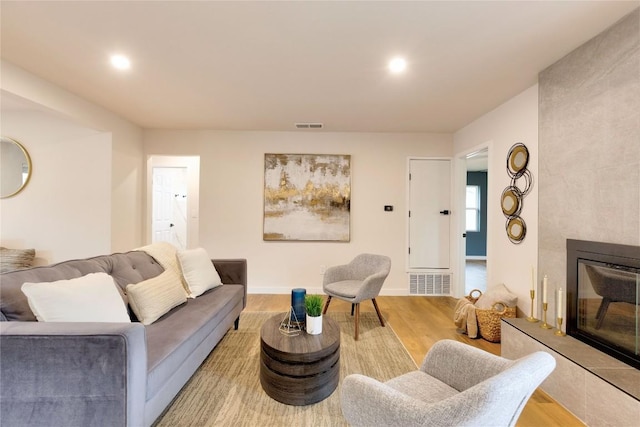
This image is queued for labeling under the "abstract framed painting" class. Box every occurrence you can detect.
[263,153,351,241]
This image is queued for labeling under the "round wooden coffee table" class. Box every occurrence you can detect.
[260,313,340,405]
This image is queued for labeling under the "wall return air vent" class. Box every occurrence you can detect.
[295,123,323,129]
[408,272,451,295]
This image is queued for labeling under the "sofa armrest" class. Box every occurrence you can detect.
[0,322,147,427]
[213,259,247,308]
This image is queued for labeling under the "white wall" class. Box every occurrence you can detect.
[143,130,452,294]
[0,59,538,303]
[453,85,539,316]
[0,60,144,252]
[1,108,111,263]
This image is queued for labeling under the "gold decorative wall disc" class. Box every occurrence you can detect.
[508,144,529,174]
[507,217,526,242]
[501,189,519,216]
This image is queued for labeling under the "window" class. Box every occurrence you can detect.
[466,185,480,232]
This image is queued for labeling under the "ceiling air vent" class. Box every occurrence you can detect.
[295,123,323,129]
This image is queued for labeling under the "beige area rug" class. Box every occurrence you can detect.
[154,311,417,426]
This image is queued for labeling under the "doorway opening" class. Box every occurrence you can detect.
[464,149,488,295]
[146,156,200,249]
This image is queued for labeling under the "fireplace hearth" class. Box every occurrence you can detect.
[567,239,640,369]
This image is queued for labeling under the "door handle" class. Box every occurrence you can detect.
[439,210,450,215]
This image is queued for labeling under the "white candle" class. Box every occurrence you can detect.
[531,267,535,291]
[543,275,548,303]
[557,288,563,318]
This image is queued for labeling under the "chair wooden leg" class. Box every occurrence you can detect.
[372,298,385,327]
[323,296,332,315]
[354,303,360,340]
[351,303,355,316]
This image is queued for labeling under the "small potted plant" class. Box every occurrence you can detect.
[304,294,324,335]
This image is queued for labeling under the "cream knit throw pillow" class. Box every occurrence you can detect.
[126,270,187,325]
[136,242,189,295]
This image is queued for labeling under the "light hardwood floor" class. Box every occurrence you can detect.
[246,294,585,427]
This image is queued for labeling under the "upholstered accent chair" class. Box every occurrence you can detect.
[341,339,556,427]
[322,253,391,340]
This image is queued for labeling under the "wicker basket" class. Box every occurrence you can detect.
[465,289,483,304]
[476,302,516,343]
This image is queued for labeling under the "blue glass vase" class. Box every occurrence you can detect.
[291,288,306,324]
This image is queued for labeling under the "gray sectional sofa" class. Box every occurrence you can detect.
[0,250,247,427]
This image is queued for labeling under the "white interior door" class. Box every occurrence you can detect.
[409,159,451,269]
[152,167,188,249]
[147,156,200,249]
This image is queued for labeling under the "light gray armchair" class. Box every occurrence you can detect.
[341,339,556,427]
[322,253,391,340]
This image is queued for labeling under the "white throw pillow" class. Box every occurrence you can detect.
[475,283,518,309]
[176,247,222,298]
[126,270,187,325]
[21,272,131,323]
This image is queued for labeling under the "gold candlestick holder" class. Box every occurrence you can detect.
[540,303,553,329]
[526,290,539,322]
[555,317,566,336]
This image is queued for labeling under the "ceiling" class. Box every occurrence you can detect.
[1,1,638,133]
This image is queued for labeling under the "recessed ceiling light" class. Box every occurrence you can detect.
[388,57,407,74]
[110,54,131,70]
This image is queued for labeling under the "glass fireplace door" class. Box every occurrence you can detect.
[577,260,639,359]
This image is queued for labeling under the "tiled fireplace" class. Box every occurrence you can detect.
[503,238,640,425]
[502,318,639,426]
[534,7,640,425]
